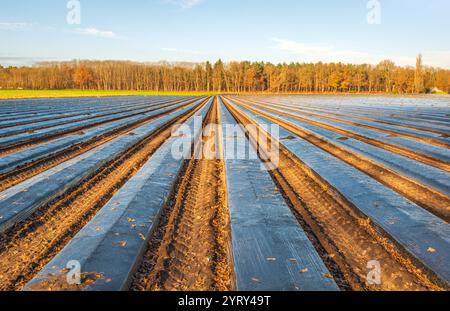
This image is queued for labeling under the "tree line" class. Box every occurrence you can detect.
[0,55,449,94]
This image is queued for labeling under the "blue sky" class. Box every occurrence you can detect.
[1,0,449,68]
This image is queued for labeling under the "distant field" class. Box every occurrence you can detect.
[1,89,449,101]
[0,89,217,99]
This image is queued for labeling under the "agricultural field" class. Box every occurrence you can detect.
[0,95,449,291]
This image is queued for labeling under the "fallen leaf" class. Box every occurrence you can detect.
[323,273,333,278]
[282,136,296,140]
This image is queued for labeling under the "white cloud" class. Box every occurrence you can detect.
[0,22,118,39]
[0,22,33,31]
[74,27,116,38]
[0,56,55,67]
[272,38,417,67]
[271,38,450,69]
[161,47,204,56]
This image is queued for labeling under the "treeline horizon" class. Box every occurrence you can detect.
[1,55,449,94]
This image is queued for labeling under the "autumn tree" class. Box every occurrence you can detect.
[212,59,225,92]
[1,58,449,94]
[73,65,92,89]
[204,61,212,92]
[377,60,395,92]
[414,54,425,93]
[436,69,450,93]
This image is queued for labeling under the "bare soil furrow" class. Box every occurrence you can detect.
[0,100,206,291]
[0,99,196,192]
[0,101,173,137]
[229,97,450,222]
[223,97,446,291]
[243,97,450,149]
[252,98,450,137]
[239,97,450,171]
[0,98,197,156]
[131,99,233,291]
